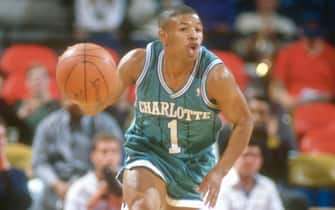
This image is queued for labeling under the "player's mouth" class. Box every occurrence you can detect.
[187,43,199,57]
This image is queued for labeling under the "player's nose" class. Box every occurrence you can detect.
[188,29,198,40]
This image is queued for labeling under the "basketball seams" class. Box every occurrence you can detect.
[84,60,110,101]
[63,63,80,98]
[84,44,88,103]
[57,43,116,104]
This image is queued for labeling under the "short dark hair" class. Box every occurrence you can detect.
[158,5,198,28]
[91,133,121,152]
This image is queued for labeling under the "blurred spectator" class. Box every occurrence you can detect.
[0,44,60,105]
[219,91,297,183]
[219,90,308,210]
[65,133,122,210]
[125,0,182,48]
[0,69,32,144]
[213,137,284,210]
[271,19,335,111]
[234,0,297,61]
[74,0,126,52]
[236,0,296,37]
[183,0,236,49]
[32,99,123,210]
[0,117,32,210]
[248,95,297,182]
[16,64,60,139]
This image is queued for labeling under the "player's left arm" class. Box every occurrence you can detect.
[198,64,253,207]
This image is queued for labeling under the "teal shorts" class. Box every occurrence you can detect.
[117,146,216,208]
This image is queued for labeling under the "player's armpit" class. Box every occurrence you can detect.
[107,48,146,104]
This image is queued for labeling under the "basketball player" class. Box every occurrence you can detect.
[78,5,253,210]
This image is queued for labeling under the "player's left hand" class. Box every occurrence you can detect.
[197,166,226,208]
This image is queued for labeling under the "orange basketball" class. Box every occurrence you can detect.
[56,43,117,105]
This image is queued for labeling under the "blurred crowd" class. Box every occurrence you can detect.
[0,0,335,210]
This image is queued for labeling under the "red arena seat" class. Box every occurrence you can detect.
[300,122,335,154]
[293,103,335,138]
[0,44,59,104]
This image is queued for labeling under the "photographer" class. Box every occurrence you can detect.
[64,133,123,210]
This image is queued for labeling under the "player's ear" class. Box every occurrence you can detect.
[159,28,168,46]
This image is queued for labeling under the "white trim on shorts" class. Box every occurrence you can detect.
[125,159,204,209]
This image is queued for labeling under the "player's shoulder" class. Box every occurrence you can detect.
[122,40,161,62]
[118,48,146,83]
[120,48,146,65]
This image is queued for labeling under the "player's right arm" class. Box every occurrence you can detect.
[79,49,146,115]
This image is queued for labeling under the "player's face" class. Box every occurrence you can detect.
[160,13,203,60]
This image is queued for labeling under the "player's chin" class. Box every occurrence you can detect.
[186,49,199,60]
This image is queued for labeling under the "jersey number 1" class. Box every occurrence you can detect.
[168,120,181,154]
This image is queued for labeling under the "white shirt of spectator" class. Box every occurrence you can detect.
[64,172,114,210]
[75,0,126,32]
[235,12,296,37]
[212,170,284,210]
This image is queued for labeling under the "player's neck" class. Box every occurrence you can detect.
[164,52,195,76]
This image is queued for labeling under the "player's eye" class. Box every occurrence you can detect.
[179,27,187,31]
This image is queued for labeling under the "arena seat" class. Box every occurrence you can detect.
[300,123,335,154]
[0,44,59,104]
[211,50,249,90]
[293,103,335,138]
[104,46,121,64]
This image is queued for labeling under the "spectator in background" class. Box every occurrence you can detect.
[219,90,297,183]
[219,89,308,210]
[65,133,123,210]
[213,137,284,210]
[16,64,60,140]
[74,0,126,52]
[0,117,32,210]
[0,69,32,144]
[125,0,182,48]
[183,0,236,49]
[32,99,123,210]
[234,0,296,61]
[271,19,335,111]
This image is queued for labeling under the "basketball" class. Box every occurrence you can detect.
[56,43,117,105]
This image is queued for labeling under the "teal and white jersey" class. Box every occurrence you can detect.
[119,40,224,207]
[125,40,223,157]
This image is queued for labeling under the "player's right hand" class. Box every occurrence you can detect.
[197,166,225,208]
